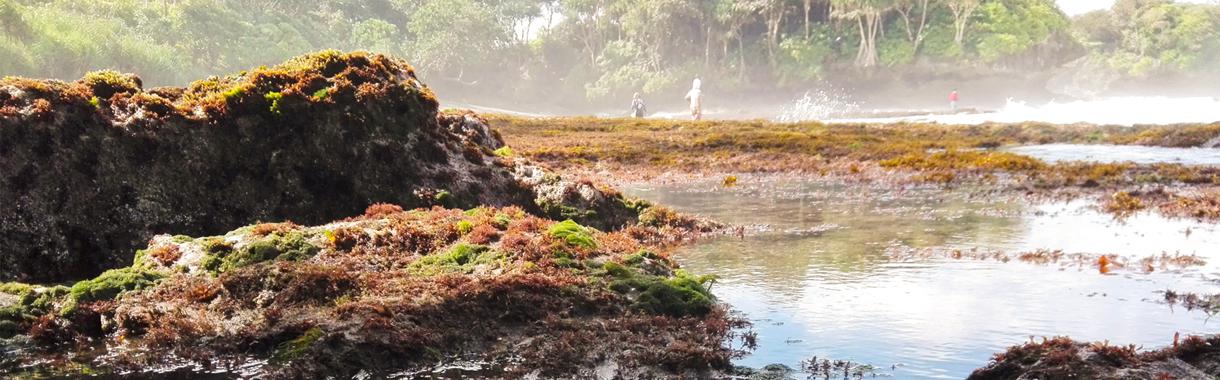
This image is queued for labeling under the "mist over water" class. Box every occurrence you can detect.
[825,96,1220,126]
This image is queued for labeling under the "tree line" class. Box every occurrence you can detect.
[0,0,1216,107]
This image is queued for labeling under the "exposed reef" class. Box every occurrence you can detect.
[0,205,746,378]
[0,52,649,283]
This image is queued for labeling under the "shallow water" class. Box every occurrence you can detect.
[625,177,1220,379]
[1007,144,1220,165]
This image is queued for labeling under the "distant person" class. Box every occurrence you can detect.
[631,92,647,118]
[949,89,960,112]
[685,78,703,120]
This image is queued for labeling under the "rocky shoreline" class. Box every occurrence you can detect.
[2,51,1218,379]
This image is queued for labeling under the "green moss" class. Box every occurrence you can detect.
[599,261,626,276]
[221,84,248,103]
[538,200,597,222]
[0,306,29,323]
[622,250,662,266]
[0,282,33,297]
[273,327,325,362]
[62,267,165,315]
[265,91,283,114]
[607,267,715,317]
[638,206,681,228]
[620,198,653,214]
[636,270,715,317]
[80,70,140,99]
[435,190,454,207]
[410,243,502,275]
[88,96,101,109]
[278,49,346,75]
[547,220,597,249]
[493,146,514,157]
[212,231,320,273]
[493,213,512,228]
[455,220,474,235]
[430,243,487,266]
[198,237,234,273]
[27,286,68,311]
[312,88,330,100]
[0,320,18,338]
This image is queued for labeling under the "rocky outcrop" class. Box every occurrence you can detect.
[0,51,645,283]
[970,336,1220,380]
[0,206,750,378]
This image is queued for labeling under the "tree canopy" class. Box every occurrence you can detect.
[0,0,1215,107]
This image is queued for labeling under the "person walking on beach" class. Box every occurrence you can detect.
[949,89,959,112]
[631,92,647,118]
[685,78,703,120]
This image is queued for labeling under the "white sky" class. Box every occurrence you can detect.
[1058,0,1218,16]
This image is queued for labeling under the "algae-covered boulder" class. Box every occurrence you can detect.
[0,206,750,378]
[969,336,1220,380]
[0,51,643,283]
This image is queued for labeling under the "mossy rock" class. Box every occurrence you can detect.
[0,282,34,298]
[79,70,142,99]
[204,232,320,274]
[28,286,69,312]
[608,268,715,317]
[539,200,598,224]
[637,272,714,317]
[273,327,325,362]
[62,267,164,315]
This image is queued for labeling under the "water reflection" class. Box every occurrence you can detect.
[625,177,1220,379]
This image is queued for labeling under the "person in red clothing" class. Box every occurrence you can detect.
[949,89,959,112]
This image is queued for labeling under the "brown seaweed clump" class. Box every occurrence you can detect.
[0,206,752,378]
[969,335,1220,379]
[0,51,650,283]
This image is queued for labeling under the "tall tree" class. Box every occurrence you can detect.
[560,0,608,67]
[894,0,933,52]
[716,0,760,79]
[761,0,791,66]
[947,0,982,46]
[833,0,892,67]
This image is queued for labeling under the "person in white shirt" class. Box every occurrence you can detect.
[684,78,703,120]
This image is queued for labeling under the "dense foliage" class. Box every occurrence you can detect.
[1072,0,1220,77]
[0,0,1215,106]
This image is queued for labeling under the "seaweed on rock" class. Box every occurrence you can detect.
[0,51,651,283]
[0,206,750,378]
